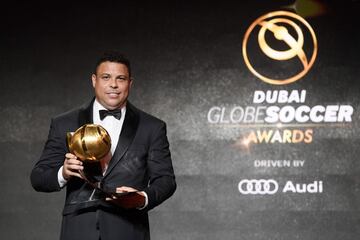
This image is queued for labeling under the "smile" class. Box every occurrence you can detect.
[107,92,121,97]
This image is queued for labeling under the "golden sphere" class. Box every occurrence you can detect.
[66,124,111,161]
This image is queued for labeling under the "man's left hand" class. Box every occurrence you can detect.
[106,186,146,209]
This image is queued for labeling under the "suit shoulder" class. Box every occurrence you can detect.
[51,100,92,124]
[131,105,166,126]
[52,107,81,123]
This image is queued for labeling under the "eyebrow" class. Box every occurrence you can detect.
[99,73,129,78]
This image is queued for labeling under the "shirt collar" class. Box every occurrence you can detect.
[93,98,126,121]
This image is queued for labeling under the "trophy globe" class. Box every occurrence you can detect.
[67,124,111,183]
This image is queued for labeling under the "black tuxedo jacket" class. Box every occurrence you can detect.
[31,99,176,240]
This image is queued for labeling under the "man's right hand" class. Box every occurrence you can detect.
[62,153,84,180]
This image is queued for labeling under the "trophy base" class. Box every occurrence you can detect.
[82,160,103,183]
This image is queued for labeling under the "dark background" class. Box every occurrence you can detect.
[1,1,359,239]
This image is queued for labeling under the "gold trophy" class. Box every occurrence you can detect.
[66,124,114,198]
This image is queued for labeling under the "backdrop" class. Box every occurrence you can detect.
[1,1,359,239]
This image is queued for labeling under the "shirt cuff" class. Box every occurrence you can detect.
[57,166,67,188]
[137,191,148,210]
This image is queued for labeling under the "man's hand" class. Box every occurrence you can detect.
[62,153,84,180]
[106,186,146,209]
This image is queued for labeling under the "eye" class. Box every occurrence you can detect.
[102,75,110,80]
[117,76,128,81]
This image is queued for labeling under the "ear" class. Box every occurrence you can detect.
[91,74,96,88]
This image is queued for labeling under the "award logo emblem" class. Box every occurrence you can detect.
[242,11,317,85]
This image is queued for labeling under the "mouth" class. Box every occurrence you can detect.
[107,92,121,97]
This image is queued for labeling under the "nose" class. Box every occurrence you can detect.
[109,78,118,88]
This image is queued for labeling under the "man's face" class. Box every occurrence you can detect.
[92,61,132,110]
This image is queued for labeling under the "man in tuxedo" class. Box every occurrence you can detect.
[30,52,176,240]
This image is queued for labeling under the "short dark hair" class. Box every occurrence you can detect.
[94,51,131,77]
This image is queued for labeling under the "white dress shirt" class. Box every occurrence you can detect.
[92,99,125,157]
[57,99,148,208]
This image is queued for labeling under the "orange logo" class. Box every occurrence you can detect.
[242,11,317,85]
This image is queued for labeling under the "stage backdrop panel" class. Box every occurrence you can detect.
[1,1,359,239]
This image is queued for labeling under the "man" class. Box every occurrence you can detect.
[30,52,176,240]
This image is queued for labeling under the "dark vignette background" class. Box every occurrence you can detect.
[1,1,359,239]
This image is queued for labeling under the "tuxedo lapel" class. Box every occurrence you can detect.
[78,98,94,127]
[103,102,139,178]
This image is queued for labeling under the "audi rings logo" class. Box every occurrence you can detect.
[238,179,279,195]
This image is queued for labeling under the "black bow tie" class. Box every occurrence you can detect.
[99,109,122,120]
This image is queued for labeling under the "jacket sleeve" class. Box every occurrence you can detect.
[143,122,176,210]
[30,118,67,192]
